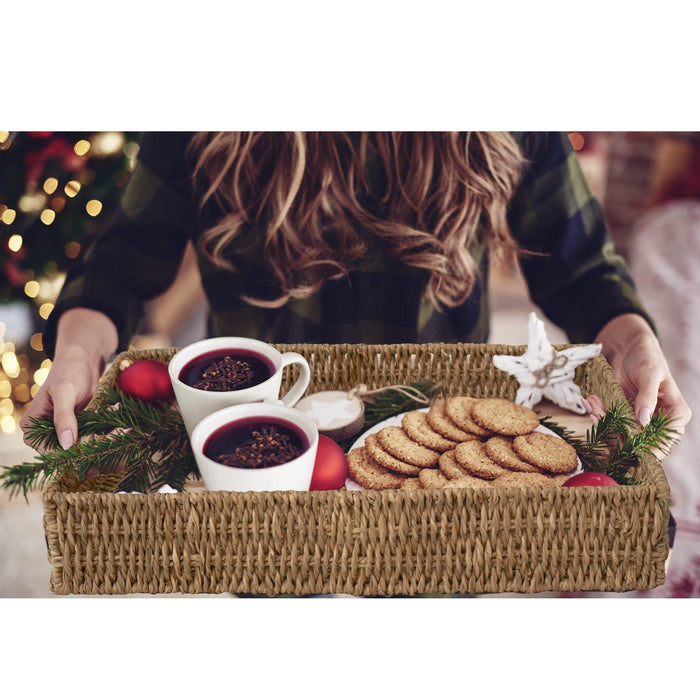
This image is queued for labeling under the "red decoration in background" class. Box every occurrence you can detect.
[3,260,28,287]
[117,360,175,404]
[23,135,86,189]
[310,436,348,490]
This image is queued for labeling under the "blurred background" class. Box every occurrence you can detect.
[2,131,699,596]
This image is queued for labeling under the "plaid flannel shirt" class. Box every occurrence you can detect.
[43,132,654,356]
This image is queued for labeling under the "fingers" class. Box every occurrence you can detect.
[633,369,663,427]
[583,395,606,427]
[20,381,80,451]
[658,379,692,437]
[51,382,79,450]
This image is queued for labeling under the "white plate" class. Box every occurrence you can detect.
[345,408,581,490]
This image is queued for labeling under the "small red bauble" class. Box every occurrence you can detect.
[563,472,618,487]
[117,360,175,404]
[310,436,348,491]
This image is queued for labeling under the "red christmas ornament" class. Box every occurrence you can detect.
[310,436,348,491]
[563,472,618,487]
[117,360,175,404]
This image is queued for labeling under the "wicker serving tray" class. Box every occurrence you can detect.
[42,342,671,596]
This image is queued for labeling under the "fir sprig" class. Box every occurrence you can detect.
[540,401,680,485]
[1,389,198,500]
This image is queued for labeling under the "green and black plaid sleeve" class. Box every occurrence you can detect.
[43,131,655,356]
[509,132,655,343]
[43,132,198,356]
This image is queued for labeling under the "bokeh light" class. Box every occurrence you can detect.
[30,333,43,352]
[64,180,81,197]
[8,234,23,252]
[86,199,102,217]
[39,303,54,320]
[1,352,20,378]
[92,132,126,157]
[18,193,47,213]
[33,367,50,386]
[74,139,91,157]
[24,281,40,298]
[1,208,17,224]
[14,384,30,403]
[43,177,59,195]
[40,209,56,225]
[1,415,16,434]
[64,241,81,258]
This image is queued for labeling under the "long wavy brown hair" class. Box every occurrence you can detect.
[187,132,525,309]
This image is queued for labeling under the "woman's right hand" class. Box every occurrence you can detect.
[19,308,119,451]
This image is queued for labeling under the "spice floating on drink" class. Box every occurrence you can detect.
[179,349,274,391]
[204,416,309,469]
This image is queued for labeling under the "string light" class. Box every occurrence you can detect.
[40,209,56,225]
[8,234,23,252]
[64,180,81,197]
[1,415,16,434]
[86,199,102,217]
[0,398,13,414]
[74,139,91,157]
[30,385,40,398]
[0,131,9,143]
[30,333,43,352]
[41,358,52,370]
[0,380,10,397]
[39,303,54,319]
[1,208,16,224]
[43,177,59,195]
[24,281,40,298]
[51,196,66,213]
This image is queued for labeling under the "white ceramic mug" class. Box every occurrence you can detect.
[190,402,319,492]
[169,337,311,435]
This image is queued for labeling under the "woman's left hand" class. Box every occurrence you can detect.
[590,313,692,437]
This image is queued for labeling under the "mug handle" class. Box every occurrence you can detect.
[279,352,311,407]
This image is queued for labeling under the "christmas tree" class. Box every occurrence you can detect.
[0,131,141,434]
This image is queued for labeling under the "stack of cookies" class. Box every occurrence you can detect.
[346,397,579,491]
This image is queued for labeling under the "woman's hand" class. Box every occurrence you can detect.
[19,308,118,451]
[593,313,692,435]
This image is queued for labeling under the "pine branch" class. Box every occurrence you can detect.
[1,389,198,498]
[540,401,680,485]
[362,380,442,427]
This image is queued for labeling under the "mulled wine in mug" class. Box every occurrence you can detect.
[190,402,319,492]
[168,337,311,435]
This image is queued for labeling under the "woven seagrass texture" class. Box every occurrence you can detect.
[43,343,670,595]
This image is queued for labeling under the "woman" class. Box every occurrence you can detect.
[21,132,691,449]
